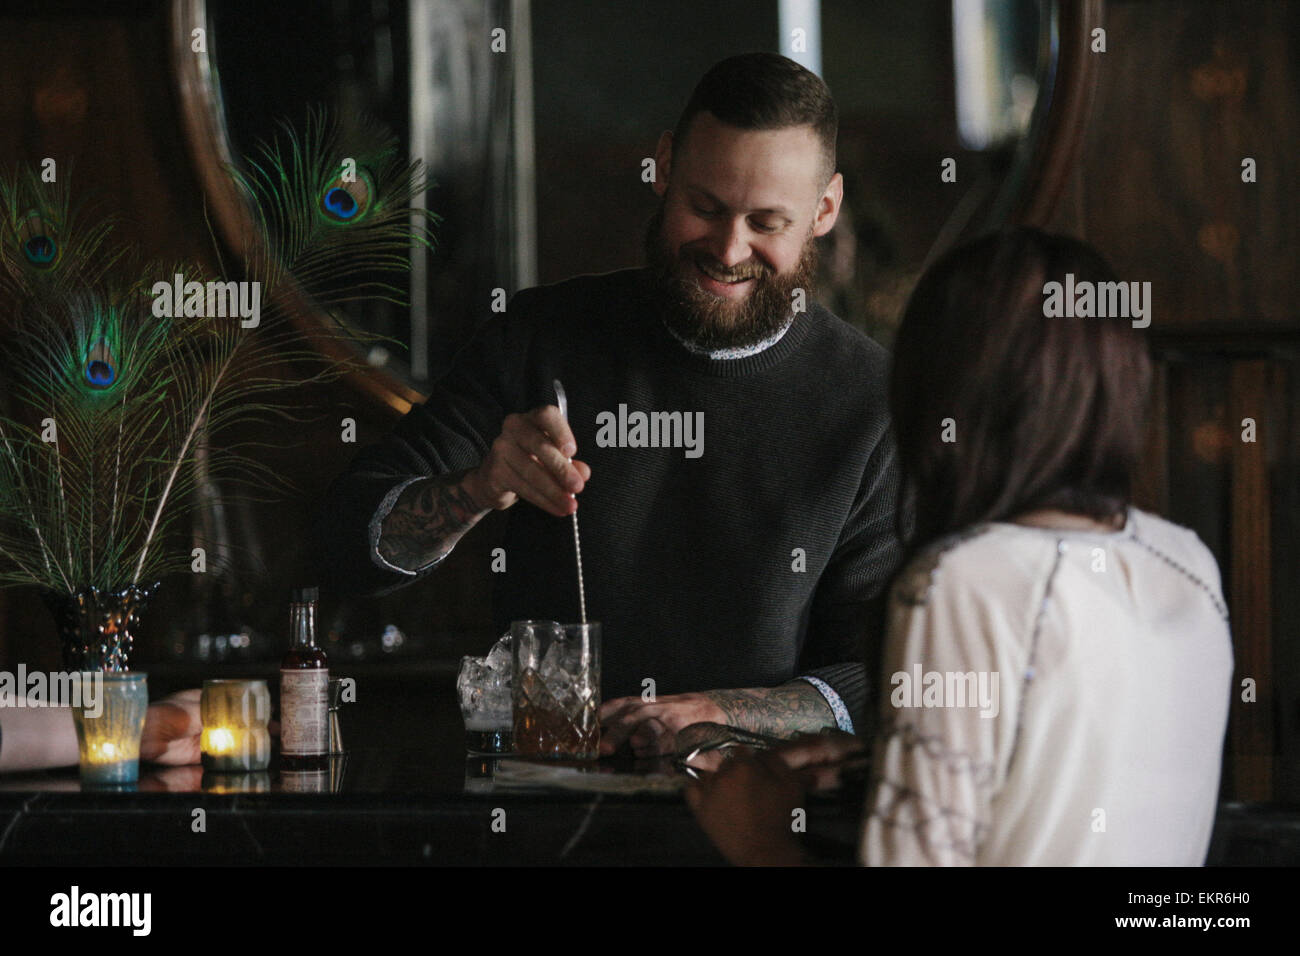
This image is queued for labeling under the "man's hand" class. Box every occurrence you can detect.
[140,690,202,766]
[465,405,591,517]
[598,682,839,757]
[685,746,810,866]
[599,693,727,757]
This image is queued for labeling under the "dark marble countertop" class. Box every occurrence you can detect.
[0,672,1295,865]
[0,672,861,865]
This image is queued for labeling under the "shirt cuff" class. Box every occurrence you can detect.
[368,476,452,576]
[797,675,855,734]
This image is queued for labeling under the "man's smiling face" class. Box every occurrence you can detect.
[646,111,842,350]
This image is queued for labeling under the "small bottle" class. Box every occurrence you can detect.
[280,586,329,770]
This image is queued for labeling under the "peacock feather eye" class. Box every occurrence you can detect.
[19,212,58,268]
[84,337,117,388]
[319,169,373,224]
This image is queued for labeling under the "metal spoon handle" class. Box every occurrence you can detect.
[553,379,587,625]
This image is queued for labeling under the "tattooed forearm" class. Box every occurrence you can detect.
[705,682,836,739]
[378,470,489,572]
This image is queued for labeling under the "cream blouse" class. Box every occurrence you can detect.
[859,507,1233,866]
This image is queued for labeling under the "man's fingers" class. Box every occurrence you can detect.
[600,700,667,756]
[599,704,638,755]
[529,405,577,460]
[500,445,575,516]
[509,412,581,488]
[598,696,643,720]
[601,715,649,755]
[600,719,632,756]
[629,717,672,756]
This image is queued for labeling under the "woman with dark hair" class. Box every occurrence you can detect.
[688,227,1233,866]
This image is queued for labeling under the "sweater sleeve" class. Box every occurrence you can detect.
[311,293,538,597]
[797,424,906,731]
[857,550,1027,866]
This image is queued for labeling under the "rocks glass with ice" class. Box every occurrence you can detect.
[512,620,601,760]
[457,634,514,754]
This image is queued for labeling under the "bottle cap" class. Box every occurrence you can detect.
[292,586,319,604]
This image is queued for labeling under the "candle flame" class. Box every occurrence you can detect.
[203,727,237,755]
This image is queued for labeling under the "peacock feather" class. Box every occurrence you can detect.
[0,162,122,302]
[0,111,436,597]
[226,108,437,314]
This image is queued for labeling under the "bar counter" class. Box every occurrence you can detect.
[0,669,1295,866]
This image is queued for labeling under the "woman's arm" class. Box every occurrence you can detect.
[0,690,203,773]
[858,550,1025,866]
[0,706,79,772]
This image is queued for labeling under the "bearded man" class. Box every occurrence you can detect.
[316,52,902,756]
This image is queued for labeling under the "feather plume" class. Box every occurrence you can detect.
[0,112,436,596]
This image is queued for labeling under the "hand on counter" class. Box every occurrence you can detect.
[140,689,203,766]
[598,692,728,757]
[685,731,866,866]
[599,682,842,758]
[684,745,810,866]
[0,688,207,773]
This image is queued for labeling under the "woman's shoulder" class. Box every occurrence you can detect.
[891,507,1226,617]
[890,521,1058,609]
[1124,508,1223,581]
[1121,508,1228,619]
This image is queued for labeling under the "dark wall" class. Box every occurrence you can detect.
[1044,0,1300,801]
[0,0,1296,801]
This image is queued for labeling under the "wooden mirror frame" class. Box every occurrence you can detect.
[168,0,425,416]
[170,0,1104,417]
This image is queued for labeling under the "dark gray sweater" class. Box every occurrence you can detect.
[315,268,903,729]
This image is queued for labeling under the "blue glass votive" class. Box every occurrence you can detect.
[71,672,148,786]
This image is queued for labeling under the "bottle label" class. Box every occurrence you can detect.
[280,669,329,756]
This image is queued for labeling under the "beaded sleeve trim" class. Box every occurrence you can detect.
[796,675,854,733]
[1132,535,1230,622]
[865,717,997,860]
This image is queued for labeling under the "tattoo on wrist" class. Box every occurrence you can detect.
[378,470,488,570]
[707,683,836,739]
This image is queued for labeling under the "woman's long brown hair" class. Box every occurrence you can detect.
[890,227,1153,557]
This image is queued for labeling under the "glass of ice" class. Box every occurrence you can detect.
[456,634,514,754]
[511,620,601,760]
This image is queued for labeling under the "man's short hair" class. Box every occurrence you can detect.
[672,52,838,189]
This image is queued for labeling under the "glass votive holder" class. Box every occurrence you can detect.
[72,672,148,786]
[202,771,271,794]
[200,679,272,772]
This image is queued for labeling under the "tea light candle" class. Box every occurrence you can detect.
[72,672,148,786]
[201,679,271,772]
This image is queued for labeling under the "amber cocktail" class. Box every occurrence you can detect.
[511,620,601,760]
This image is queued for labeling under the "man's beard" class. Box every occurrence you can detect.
[643,204,818,352]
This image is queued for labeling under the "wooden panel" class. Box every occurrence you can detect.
[1276,359,1300,800]
[1228,360,1273,799]
[1046,0,1300,326]
[1132,359,1169,516]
